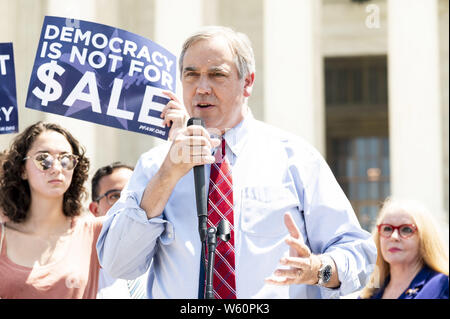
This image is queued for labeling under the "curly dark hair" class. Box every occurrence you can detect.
[0,121,90,223]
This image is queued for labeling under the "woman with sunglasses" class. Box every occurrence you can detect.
[359,198,449,299]
[0,121,101,298]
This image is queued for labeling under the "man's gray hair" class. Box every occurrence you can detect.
[179,26,255,79]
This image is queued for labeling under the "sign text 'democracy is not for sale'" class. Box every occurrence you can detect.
[26,16,176,139]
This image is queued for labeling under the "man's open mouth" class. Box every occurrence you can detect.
[197,103,214,108]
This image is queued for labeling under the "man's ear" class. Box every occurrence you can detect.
[243,72,255,98]
[89,202,99,217]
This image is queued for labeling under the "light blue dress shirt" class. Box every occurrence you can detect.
[96,113,377,298]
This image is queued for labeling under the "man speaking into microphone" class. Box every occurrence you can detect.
[97,26,377,299]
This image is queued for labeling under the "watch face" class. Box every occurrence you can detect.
[322,265,332,283]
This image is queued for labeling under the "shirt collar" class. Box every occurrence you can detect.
[221,109,254,158]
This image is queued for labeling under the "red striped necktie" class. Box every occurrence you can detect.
[206,137,236,299]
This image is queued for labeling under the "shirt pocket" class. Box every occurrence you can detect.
[240,183,300,238]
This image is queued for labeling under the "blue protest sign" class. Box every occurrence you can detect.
[26,16,176,140]
[0,42,19,134]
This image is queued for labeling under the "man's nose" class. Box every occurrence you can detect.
[196,75,212,95]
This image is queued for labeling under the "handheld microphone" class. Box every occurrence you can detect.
[187,117,208,243]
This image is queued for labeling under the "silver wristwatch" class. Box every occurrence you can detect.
[317,255,333,286]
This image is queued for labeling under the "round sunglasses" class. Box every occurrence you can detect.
[23,152,79,171]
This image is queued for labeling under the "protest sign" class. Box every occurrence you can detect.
[0,42,19,134]
[26,16,177,140]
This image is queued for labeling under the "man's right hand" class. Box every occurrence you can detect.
[140,124,220,219]
[161,124,220,181]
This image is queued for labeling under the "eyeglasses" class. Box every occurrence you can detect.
[23,152,79,171]
[95,189,122,206]
[377,224,418,239]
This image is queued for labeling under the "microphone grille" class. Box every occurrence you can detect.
[187,117,205,127]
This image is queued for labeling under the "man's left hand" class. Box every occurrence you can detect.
[265,212,321,286]
[160,90,189,141]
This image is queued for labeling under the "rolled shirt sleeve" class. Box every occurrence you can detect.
[293,145,377,297]
[96,144,174,280]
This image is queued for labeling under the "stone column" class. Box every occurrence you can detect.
[387,0,446,225]
[263,0,324,154]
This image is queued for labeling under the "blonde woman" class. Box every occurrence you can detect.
[360,198,449,299]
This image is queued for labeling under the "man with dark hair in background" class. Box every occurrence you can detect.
[90,162,147,299]
[90,162,133,218]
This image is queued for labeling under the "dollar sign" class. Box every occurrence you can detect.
[32,60,65,106]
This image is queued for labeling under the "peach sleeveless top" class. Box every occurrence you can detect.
[0,216,103,299]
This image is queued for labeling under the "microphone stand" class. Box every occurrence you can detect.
[205,227,217,299]
[205,219,231,299]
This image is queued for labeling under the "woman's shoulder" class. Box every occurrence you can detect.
[423,266,448,282]
[416,266,449,299]
[73,213,105,233]
[425,269,449,287]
